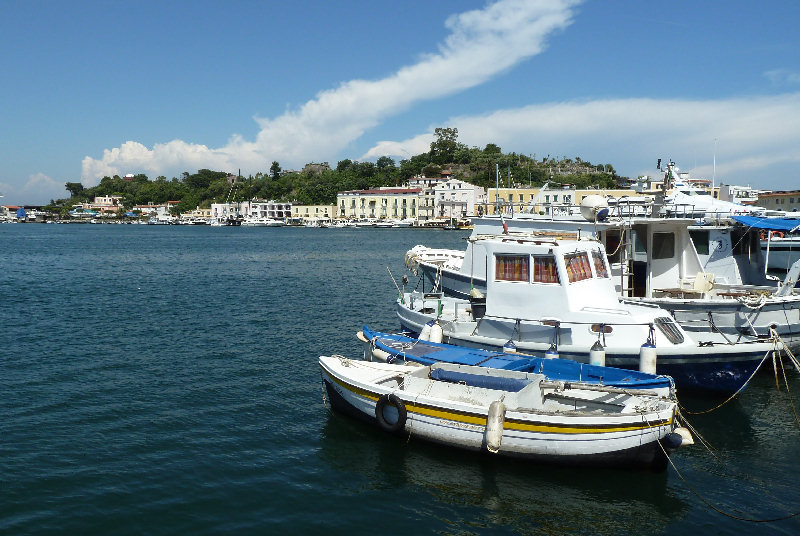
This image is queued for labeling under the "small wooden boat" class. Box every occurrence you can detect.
[320,355,691,470]
[358,325,676,398]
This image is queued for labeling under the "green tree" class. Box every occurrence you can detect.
[270,161,281,180]
[65,182,85,197]
[430,127,459,165]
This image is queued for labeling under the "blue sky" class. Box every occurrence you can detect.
[2,0,799,204]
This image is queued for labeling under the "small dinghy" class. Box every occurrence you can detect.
[320,355,691,470]
[358,325,676,398]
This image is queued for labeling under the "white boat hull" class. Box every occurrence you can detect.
[320,356,679,469]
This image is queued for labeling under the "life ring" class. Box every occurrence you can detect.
[762,230,784,239]
[374,393,407,433]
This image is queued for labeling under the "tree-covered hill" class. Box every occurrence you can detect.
[47,128,622,215]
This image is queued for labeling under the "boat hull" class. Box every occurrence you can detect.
[396,301,772,393]
[321,358,676,470]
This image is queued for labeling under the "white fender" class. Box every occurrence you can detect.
[485,400,506,453]
[419,321,434,341]
[639,342,657,375]
[429,322,443,344]
[589,340,606,367]
[674,427,694,446]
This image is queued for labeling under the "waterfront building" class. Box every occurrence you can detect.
[337,187,421,221]
[133,201,179,218]
[211,200,293,222]
[291,204,337,224]
[755,190,800,213]
[72,195,124,214]
[432,178,486,220]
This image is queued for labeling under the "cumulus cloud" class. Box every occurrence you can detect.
[81,0,579,183]
[362,93,800,189]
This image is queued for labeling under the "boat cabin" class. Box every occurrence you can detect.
[475,236,622,320]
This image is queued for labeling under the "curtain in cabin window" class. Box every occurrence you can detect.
[591,250,609,278]
[532,256,559,284]
[495,255,529,282]
[565,252,592,283]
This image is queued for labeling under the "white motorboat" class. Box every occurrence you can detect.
[320,355,689,470]
[407,199,800,349]
[241,216,284,227]
[398,233,782,393]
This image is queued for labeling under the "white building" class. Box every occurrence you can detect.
[717,183,762,205]
[433,178,486,220]
[210,200,292,222]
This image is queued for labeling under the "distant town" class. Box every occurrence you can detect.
[3,129,800,225]
[4,163,799,227]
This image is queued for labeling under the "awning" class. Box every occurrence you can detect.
[731,215,800,233]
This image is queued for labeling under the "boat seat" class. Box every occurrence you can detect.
[677,271,714,297]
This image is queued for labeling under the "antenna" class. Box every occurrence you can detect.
[712,138,718,191]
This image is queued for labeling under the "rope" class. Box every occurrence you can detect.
[737,293,768,310]
[662,441,800,522]
[771,328,800,429]
[679,343,775,415]
[643,413,800,523]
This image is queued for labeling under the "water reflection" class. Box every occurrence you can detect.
[319,413,689,535]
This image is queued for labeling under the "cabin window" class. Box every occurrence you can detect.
[652,232,675,259]
[591,250,609,278]
[565,252,592,283]
[495,255,529,282]
[689,230,709,255]
[532,256,560,284]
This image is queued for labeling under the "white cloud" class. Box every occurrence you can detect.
[24,173,64,203]
[765,69,800,86]
[362,93,800,189]
[81,0,579,183]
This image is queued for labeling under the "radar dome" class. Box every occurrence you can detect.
[579,195,610,222]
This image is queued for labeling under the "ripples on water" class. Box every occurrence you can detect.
[2,225,800,535]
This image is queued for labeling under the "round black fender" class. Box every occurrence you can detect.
[374,393,407,433]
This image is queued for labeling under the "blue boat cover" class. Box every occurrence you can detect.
[430,368,530,392]
[732,215,800,233]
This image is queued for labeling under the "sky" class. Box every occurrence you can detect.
[2,0,800,205]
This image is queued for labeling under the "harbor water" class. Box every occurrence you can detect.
[3,224,800,535]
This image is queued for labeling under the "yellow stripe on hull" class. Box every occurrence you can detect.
[324,369,672,435]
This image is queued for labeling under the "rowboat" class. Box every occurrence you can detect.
[320,355,691,470]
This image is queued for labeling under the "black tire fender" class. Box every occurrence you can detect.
[375,393,407,433]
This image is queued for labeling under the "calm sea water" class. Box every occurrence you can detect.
[3,224,800,535]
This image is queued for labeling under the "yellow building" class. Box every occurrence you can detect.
[337,188,421,220]
[291,204,337,223]
[484,187,659,215]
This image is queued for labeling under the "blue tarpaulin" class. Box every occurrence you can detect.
[732,215,800,233]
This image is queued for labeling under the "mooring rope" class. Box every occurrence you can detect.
[642,413,800,523]
[679,341,777,415]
